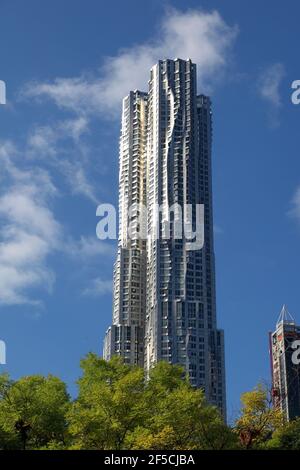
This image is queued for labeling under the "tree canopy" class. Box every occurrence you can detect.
[0,356,299,450]
[235,384,283,449]
[68,354,236,450]
[0,373,70,449]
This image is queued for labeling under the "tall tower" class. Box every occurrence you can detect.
[103,90,148,366]
[270,305,300,421]
[103,59,226,417]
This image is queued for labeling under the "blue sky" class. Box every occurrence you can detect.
[1,0,300,420]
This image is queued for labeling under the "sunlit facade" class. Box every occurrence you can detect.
[104,59,226,417]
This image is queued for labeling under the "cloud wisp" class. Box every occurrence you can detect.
[82,277,113,297]
[258,63,285,127]
[22,8,238,118]
[27,117,99,203]
[0,142,113,306]
[64,235,115,259]
[0,142,60,306]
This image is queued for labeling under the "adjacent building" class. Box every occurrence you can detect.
[103,59,226,417]
[270,305,300,421]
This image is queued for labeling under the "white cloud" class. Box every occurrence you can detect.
[0,140,112,306]
[27,117,98,202]
[27,125,58,158]
[0,232,55,306]
[65,235,115,259]
[258,63,285,127]
[82,277,112,297]
[59,160,98,203]
[28,117,89,158]
[0,188,60,244]
[0,143,60,305]
[22,8,237,118]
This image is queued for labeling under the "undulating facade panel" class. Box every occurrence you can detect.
[103,90,148,367]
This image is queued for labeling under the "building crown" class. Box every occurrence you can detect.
[276,304,295,327]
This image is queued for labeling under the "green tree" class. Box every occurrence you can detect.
[127,362,237,450]
[0,373,70,449]
[0,374,19,449]
[266,418,300,450]
[68,356,236,450]
[235,384,282,449]
[68,354,147,449]
[0,357,241,450]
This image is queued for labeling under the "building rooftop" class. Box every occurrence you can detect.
[276,304,295,327]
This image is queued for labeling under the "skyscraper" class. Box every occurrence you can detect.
[270,305,300,421]
[103,59,226,417]
[103,90,148,367]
